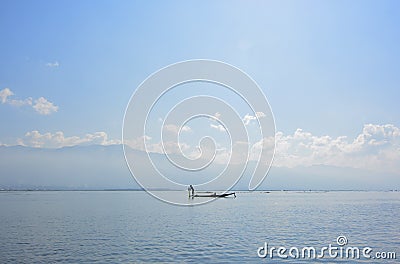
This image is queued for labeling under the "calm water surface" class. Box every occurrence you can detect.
[0,191,399,263]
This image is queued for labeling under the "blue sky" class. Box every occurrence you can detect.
[1,1,400,175]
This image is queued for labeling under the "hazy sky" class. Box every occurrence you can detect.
[1,1,399,175]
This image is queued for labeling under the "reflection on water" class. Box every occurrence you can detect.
[0,191,399,263]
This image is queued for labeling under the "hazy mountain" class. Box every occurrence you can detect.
[0,145,398,190]
[0,145,135,190]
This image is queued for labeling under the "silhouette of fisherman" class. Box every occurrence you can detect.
[188,185,195,197]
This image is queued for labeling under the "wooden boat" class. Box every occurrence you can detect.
[191,192,236,198]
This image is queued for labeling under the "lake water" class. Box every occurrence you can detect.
[0,191,398,263]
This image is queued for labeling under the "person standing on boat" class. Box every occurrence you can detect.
[188,185,195,197]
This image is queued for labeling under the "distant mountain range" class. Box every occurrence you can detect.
[0,145,398,190]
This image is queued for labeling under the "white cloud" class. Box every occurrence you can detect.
[33,97,58,115]
[201,140,250,165]
[210,123,226,132]
[209,112,226,132]
[46,61,59,67]
[157,141,191,154]
[181,126,192,132]
[242,112,265,125]
[19,124,394,174]
[8,97,33,107]
[126,136,190,155]
[203,123,400,173]
[125,124,193,154]
[124,135,152,151]
[0,88,58,115]
[272,124,400,173]
[255,111,266,118]
[243,114,256,125]
[124,135,191,155]
[123,124,400,174]
[163,124,192,134]
[243,112,266,126]
[0,88,13,103]
[18,130,121,148]
[250,136,275,161]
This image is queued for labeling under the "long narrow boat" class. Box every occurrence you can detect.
[191,192,236,198]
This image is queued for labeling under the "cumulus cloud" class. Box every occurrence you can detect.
[124,124,193,154]
[243,112,266,125]
[271,124,400,173]
[32,97,58,115]
[8,97,33,107]
[0,88,58,115]
[243,114,256,125]
[181,126,192,132]
[208,112,227,132]
[163,124,192,134]
[0,88,13,103]
[18,131,121,148]
[155,141,191,155]
[46,61,59,67]
[255,111,266,118]
[210,123,226,132]
[27,123,394,174]
[124,135,152,151]
[204,123,400,173]
[125,135,190,155]
[138,123,399,173]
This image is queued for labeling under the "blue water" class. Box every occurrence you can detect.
[0,191,399,263]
